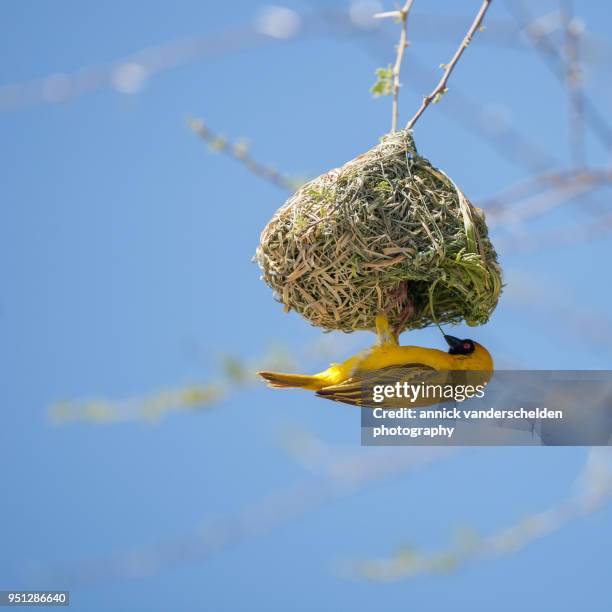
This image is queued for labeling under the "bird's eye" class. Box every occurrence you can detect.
[463,342,471,350]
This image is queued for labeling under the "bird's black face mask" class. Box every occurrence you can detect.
[444,335,476,355]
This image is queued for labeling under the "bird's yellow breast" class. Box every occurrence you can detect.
[324,342,493,385]
[358,345,452,371]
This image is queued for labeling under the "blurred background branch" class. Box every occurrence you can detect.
[189,118,305,191]
[347,447,612,580]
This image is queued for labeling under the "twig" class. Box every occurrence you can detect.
[497,208,612,254]
[478,170,573,210]
[333,15,558,172]
[392,2,414,132]
[189,118,301,192]
[376,2,416,132]
[560,0,586,168]
[487,172,610,229]
[485,167,612,228]
[49,342,302,425]
[479,168,611,211]
[347,448,612,581]
[504,0,612,150]
[406,0,493,130]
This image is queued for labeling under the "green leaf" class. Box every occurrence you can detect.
[370,65,393,98]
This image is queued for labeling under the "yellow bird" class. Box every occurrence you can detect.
[258,314,493,407]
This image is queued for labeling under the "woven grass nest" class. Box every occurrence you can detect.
[256,129,502,334]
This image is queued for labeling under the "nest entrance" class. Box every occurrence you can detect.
[256,130,502,334]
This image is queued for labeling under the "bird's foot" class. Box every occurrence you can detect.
[375,313,399,346]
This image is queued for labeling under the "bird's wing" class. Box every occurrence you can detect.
[316,364,456,407]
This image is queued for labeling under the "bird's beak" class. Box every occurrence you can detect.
[444,335,463,351]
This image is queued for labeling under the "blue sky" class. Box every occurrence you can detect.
[1,1,612,610]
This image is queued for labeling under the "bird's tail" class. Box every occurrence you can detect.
[258,371,321,390]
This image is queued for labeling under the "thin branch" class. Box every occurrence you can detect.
[376,1,416,132]
[560,0,586,168]
[486,167,612,228]
[332,14,558,172]
[489,178,604,229]
[347,448,612,581]
[479,168,612,211]
[478,170,574,210]
[406,0,493,130]
[497,205,612,255]
[504,0,612,150]
[189,118,302,192]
